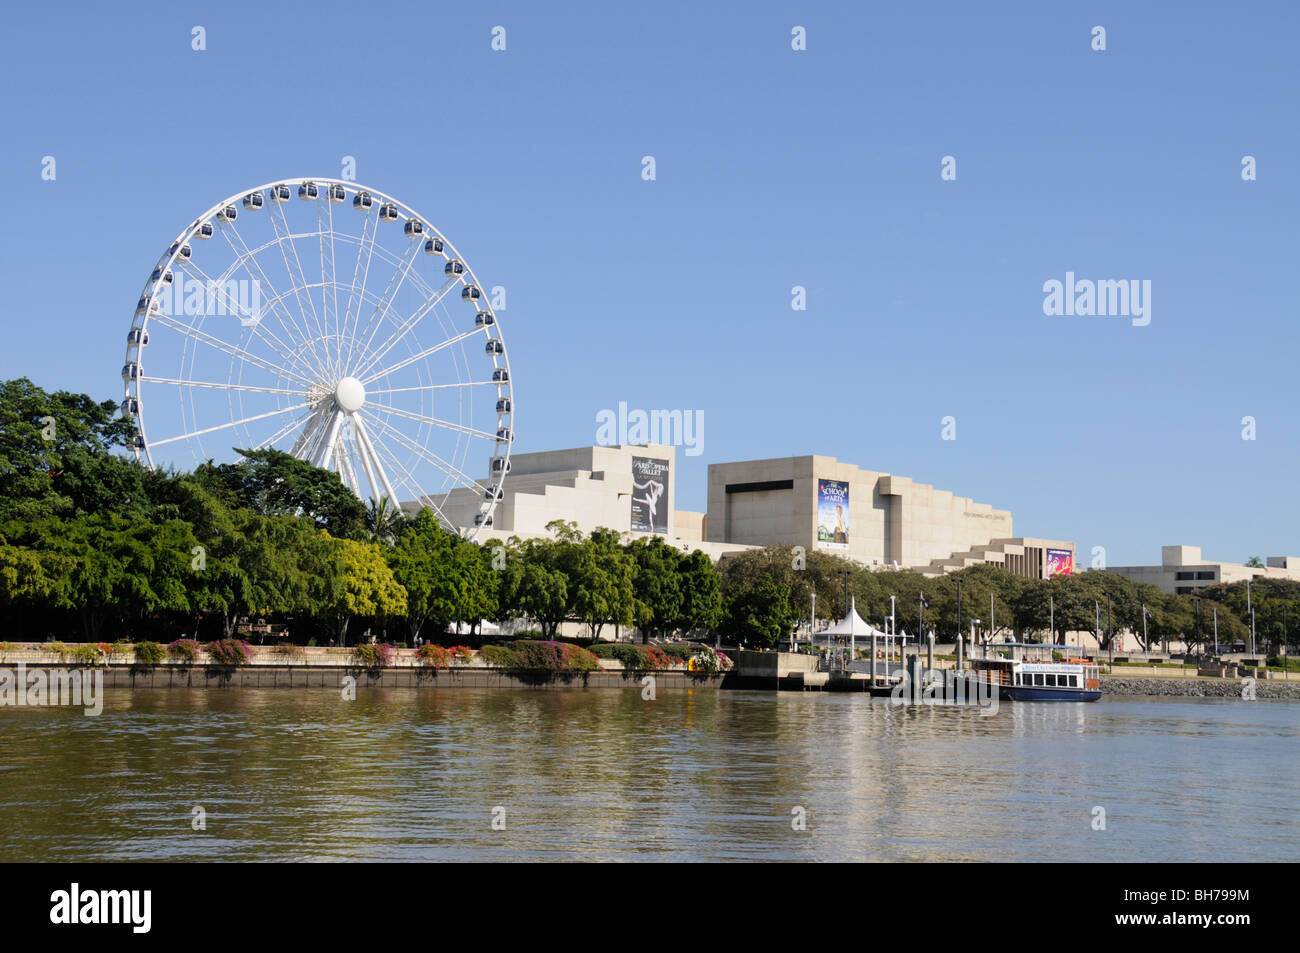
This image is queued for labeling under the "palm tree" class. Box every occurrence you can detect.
[366,497,407,545]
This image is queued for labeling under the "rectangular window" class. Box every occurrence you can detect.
[1176,586,1193,595]
[1033,673,1044,686]
[1068,675,1078,688]
[1196,571,1215,580]
[1046,674,1057,687]
[1175,571,1195,580]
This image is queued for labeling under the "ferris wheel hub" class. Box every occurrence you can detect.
[335,376,366,413]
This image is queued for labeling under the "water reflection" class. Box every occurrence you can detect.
[0,690,1295,861]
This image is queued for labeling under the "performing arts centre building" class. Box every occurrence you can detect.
[438,444,1076,582]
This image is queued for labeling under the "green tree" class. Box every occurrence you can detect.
[387,508,461,641]
[194,447,368,539]
[629,536,683,638]
[325,533,407,645]
[675,549,722,634]
[720,578,795,649]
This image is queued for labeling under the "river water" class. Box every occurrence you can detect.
[0,689,1295,862]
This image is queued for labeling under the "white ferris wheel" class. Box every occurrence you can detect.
[121,177,513,538]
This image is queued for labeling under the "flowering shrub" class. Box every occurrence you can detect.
[205,639,253,666]
[691,646,733,673]
[167,639,202,664]
[416,643,451,668]
[70,644,106,666]
[448,646,474,666]
[642,647,675,670]
[45,641,69,661]
[511,640,600,673]
[589,643,678,670]
[657,644,695,661]
[353,642,395,671]
[482,641,599,673]
[480,644,520,668]
[133,641,165,666]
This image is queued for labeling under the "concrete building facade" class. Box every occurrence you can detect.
[437,444,749,560]
[1109,546,1300,595]
[432,446,1073,577]
[705,454,1016,570]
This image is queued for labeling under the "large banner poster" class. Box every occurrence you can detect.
[631,456,670,534]
[1046,549,1074,577]
[816,479,850,550]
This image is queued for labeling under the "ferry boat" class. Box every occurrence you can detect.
[963,642,1101,702]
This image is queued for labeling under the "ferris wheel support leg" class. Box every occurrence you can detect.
[315,411,344,469]
[348,416,382,506]
[336,439,362,497]
[352,414,399,507]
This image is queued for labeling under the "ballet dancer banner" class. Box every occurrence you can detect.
[631,456,670,534]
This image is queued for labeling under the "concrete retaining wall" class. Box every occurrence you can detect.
[1101,676,1300,699]
[4,663,724,692]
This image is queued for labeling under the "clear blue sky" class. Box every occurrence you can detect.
[2,1,1296,566]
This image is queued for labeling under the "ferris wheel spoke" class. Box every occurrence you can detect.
[369,401,499,442]
[361,328,489,385]
[177,259,316,382]
[361,409,494,496]
[365,435,454,529]
[319,199,342,379]
[289,405,332,458]
[254,408,314,451]
[140,375,307,398]
[345,237,424,377]
[148,312,316,389]
[342,210,380,368]
[148,401,309,448]
[268,201,333,379]
[218,216,332,378]
[349,275,462,381]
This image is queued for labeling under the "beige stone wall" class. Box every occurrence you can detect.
[706,454,1012,570]
[1111,547,1300,595]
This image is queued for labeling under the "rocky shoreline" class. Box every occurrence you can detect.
[1102,676,1300,699]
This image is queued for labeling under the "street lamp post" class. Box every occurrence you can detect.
[810,591,816,655]
[956,579,963,654]
[1248,579,1255,654]
[1192,597,1201,658]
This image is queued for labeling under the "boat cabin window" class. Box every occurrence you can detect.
[1033,673,1044,686]
[1046,674,1058,687]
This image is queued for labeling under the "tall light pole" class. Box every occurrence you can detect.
[890,594,896,661]
[1107,595,1112,656]
[810,591,816,655]
[955,578,963,651]
[1192,596,1201,657]
[1243,578,1254,655]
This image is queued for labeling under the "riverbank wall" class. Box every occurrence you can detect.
[0,661,725,692]
[1101,676,1300,699]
